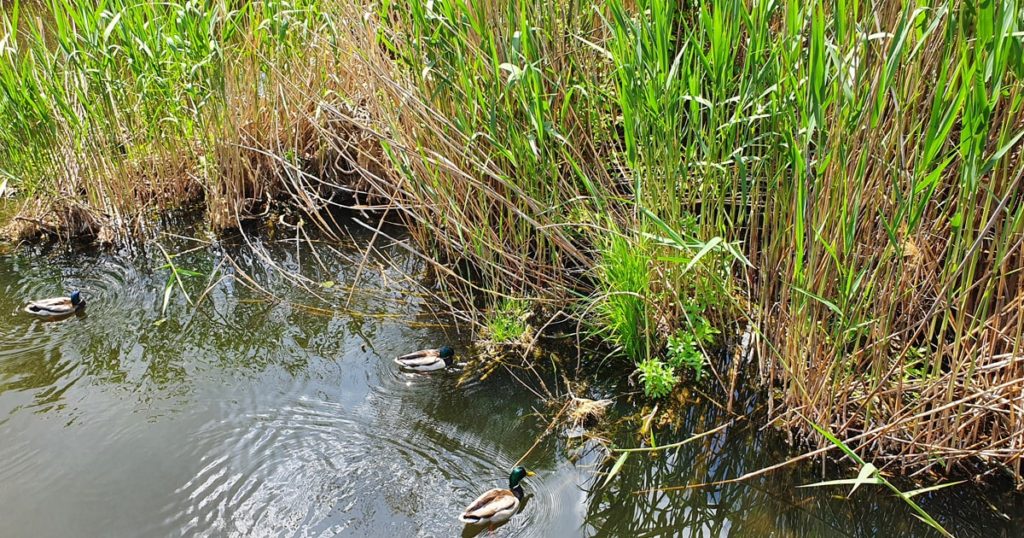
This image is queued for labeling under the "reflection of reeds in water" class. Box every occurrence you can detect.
[0,225,452,396]
[584,400,958,537]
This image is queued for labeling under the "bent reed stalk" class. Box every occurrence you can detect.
[2,0,1023,485]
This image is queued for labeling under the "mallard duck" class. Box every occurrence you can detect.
[24,290,86,319]
[459,466,536,528]
[394,346,454,372]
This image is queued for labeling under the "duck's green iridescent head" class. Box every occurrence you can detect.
[439,346,454,359]
[508,466,535,489]
[70,290,82,306]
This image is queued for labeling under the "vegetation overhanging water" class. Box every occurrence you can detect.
[2,0,1024,535]
[0,219,1020,537]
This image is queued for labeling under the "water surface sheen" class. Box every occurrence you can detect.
[0,223,1018,537]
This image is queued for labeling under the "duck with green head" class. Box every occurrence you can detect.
[24,290,86,320]
[459,466,536,528]
[394,346,455,372]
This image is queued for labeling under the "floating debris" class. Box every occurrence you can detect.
[569,397,613,430]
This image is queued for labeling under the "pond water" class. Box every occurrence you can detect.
[0,217,1019,537]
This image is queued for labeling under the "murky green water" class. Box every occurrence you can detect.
[0,218,1019,537]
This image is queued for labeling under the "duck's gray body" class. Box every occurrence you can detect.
[25,291,85,319]
[394,346,454,372]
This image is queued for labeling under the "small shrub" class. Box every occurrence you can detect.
[666,309,719,381]
[666,331,703,380]
[486,298,530,344]
[636,358,678,399]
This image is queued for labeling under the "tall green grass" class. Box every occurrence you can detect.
[595,233,652,363]
[0,0,337,238]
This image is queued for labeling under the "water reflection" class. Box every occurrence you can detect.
[0,218,1019,537]
[582,375,1020,538]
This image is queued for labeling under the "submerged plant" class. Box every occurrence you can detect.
[154,243,206,324]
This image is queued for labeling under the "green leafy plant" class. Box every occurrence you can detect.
[636,358,677,399]
[486,298,530,343]
[666,331,703,380]
[666,308,719,381]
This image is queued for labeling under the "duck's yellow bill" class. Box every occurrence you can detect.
[526,471,537,477]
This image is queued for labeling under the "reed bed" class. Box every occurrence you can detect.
[2,0,1023,484]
